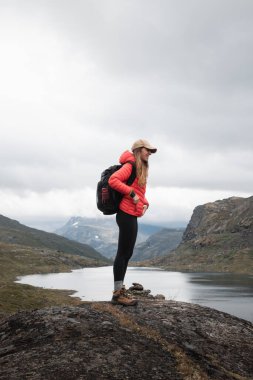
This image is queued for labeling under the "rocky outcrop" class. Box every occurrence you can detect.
[182,196,253,244]
[150,196,253,273]
[0,286,252,380]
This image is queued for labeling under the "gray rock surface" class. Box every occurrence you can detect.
[182,196,253,244]
[0,293,252,380]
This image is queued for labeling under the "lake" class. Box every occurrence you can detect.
[16,267,253,323]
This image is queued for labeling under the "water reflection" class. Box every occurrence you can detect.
[16,267,253,322]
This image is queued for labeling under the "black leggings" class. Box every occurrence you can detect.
[113,210,138,282]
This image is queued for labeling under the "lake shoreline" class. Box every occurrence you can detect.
[16,266,253,323]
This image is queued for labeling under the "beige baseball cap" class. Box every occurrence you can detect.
[131,139,157,153]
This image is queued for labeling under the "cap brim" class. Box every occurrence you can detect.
[132,145,157,153]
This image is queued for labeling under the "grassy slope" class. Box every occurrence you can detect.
[0,242,109,316]
[148,232,253,274]
[0,214,106,260]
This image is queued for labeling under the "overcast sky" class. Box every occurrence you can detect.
[0,0,252,230]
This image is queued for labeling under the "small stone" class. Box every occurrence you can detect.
[101,321,113,327]
[154,294,166,300]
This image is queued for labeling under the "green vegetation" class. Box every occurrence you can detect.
[149,232,253,274]
[0,242,108,316]
[0,214,107,260]
[0,214,112,316]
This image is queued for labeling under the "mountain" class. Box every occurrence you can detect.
[0,214,108,262]
[131,228,184,262]
[55,216,164,259]
[149,196,253,273]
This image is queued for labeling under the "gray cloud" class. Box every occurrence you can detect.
[0,0,252,222]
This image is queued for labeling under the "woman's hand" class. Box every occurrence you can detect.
[142,205,148,216]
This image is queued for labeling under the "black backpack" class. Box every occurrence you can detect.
[96,161,136,215]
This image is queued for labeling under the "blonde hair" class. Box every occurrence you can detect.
[133,148,149,186]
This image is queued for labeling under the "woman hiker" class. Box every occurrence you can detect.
[108,139,157,306]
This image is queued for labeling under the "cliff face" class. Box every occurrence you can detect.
[0,299,252,380]
[182,196,253,244]
[151,196,253,273]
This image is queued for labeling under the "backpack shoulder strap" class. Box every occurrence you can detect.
[124,161,136,185]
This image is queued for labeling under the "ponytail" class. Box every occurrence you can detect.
[133,148,149,186]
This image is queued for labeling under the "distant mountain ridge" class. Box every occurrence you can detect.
[0,214,108,262]
[55,216,165,259]
[150,196,253,273]
[131,228,184,262]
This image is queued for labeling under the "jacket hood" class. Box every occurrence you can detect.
[119,150,135,164]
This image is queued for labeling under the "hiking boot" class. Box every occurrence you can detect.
[129,282,144,291]
[111,287,138,306]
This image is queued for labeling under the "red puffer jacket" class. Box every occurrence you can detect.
[108,150,149,217]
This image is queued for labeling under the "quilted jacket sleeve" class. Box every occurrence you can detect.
[108,163,133,195]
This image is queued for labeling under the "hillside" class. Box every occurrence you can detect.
[0,214,111,316]
[131,228,184,262]
[149,196,253,273]
[0,240,110,316]
[0,214,107,261]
